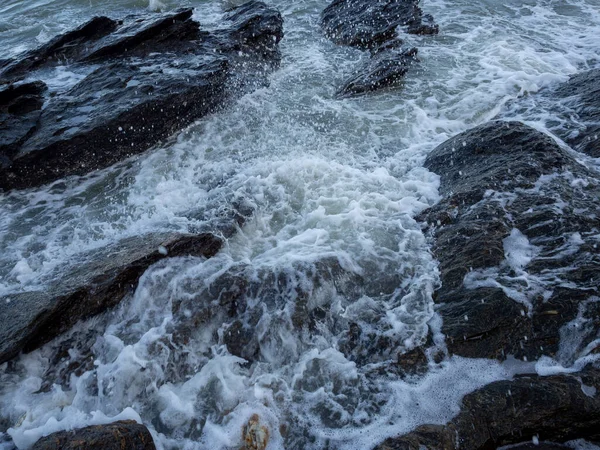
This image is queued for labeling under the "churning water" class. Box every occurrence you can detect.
[1,0,599,448]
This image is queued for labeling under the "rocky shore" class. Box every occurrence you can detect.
[0,0,599,449]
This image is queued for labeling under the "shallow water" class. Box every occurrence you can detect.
[1,0,600,448]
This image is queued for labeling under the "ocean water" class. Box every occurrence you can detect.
[1,0,599,448]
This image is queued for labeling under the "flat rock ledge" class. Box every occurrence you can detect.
[0,1,283,191]
[320,0,438,97]
[31,420,155,450]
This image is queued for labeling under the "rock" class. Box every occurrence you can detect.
[501,69,600,157]
[167,257,365,365]
[337,44,418,97]
[0,2,283,191]
[321,0,437,96]
[0,81,46,166]
[0,16,119,80]
[242,414,270,450]
[31,420,155,450]
[321,0,438,50]
[418,121,600,360]
[548,69,600,157]
[376,368,600,450]
[0,232,223,364]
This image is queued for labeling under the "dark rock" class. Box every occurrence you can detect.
[321,0,438,50]
[549,69,600,157]
[31,420,155,450]
[376,368,600,450]
[165,257,367,365]
[501,443,572,450]
[501,69,600,157]
[419,121,600,360]
[0,2,283,191]
[337,45,418,97]
[0,81,47,165]
[0,232,223,364]
[0,16,118,80]
[321,0,437,97]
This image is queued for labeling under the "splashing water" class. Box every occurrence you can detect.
[1,0,600,448]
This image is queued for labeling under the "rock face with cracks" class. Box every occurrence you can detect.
[0,1,283,191]
[419,120,600,361]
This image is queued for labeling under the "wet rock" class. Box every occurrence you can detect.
[0,81,46,166]
[548,69,600,157]
[321,0,437,96]
[419,121,600,360]
[375,368,600,450]
[501,69,600,157]
[31,420,155,450]
[167,257,366,364]
[0,232,223,364]
[242,414,269,450]
[337,44,418,97]
[0,16,119,80]
[321,0,438,50]
[0,2,283,191]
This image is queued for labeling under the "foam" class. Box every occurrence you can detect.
[2,0,600,448]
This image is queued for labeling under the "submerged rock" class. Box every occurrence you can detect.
[0,232,223,364]
[31,420,155,450]
[321,0,438,49]
[419,121,600,360]
[0,2,283,191]
[0,81,46,166]
[376,368,600,449]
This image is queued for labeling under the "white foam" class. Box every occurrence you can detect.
[2,0,600,448]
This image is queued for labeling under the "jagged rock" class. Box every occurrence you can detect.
[0,2,283,191]
[337,44,418,97]
[376,368,600,450]
[321,0,437,97]
[0,232,223,364]
[419,121,600,360]
[0,16,119,80]
[321,0,438,50]
[0,81,46,166]
[31,420,155,450]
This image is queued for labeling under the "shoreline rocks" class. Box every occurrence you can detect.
[418,120,600,361]
[376,368,600,450]
[0,1,284,192]
[321,0,438,97]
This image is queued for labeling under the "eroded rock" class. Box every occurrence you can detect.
[337,44,418,97]
[321,0,438,49]
[321,0,437,96]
